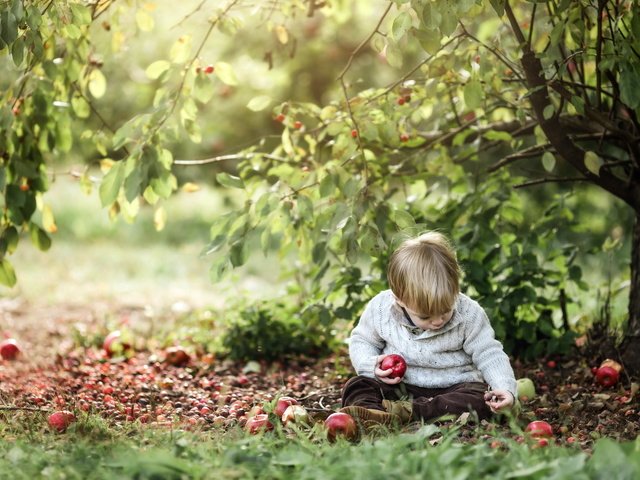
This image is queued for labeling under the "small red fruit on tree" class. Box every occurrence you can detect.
[380,354,407,379]
[546,360,556,369]
[275,113,286,123]
[274,396,299,417]
[0,338,20,360]
[245,413,274,434]
[324,412,357,442]
[397,97,405,105]
[204,65,215,74]
[351,129,358,138]
[400,133,410,143]
[19,183,29,192]
[293,120,303,129]
[47,411,76,432]
[525,420,553,438]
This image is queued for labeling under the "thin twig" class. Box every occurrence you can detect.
[513,176,589,188]
[337,1,394,181]
[458,22,523,80]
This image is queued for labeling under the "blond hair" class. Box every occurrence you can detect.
[387,231,460,315]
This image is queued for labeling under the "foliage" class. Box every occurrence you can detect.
[2,0,639,359]
[1,415,640,479]
[220,299,337,361]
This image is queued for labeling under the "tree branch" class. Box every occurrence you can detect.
[513,176,589,189]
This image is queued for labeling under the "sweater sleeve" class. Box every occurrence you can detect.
[348,298,385,378]
[462,302,517,398]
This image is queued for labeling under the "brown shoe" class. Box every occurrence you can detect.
[381,399,413,423]
[338,406,400,427]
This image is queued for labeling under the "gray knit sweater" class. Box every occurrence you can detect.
[348,290,517,397]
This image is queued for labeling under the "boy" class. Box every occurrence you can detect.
[340,231,516,426]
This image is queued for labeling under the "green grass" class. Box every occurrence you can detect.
[1,176,282,309]
[1,415,638,480]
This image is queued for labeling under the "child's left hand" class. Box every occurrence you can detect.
[484,390,514,412]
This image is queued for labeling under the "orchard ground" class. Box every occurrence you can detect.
[1,294,638,451]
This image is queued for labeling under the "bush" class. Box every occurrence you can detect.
[220,300,333,361]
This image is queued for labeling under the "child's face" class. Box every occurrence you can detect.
[395,298,454,331]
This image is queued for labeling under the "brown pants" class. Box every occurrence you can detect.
[341,375,493,421]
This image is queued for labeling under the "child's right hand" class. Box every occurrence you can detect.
[374,355,404,384]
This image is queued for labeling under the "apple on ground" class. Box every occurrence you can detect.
[516,378,536,401]
[595,365,619,387]
[245,413,274,434]
[380,354,407,379]
[0,338,20,360]
[247,405,265,418]
[324,412,357,442]
[525,420,553,438]
[274,396,299,417]
[47,411,76,432]
[103,330,133,358]
[164,346,191,367]
[281,405,310,426]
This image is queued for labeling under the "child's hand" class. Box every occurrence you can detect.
[484,389,514,412]
[374,355,404,384]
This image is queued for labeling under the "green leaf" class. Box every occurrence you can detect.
[216,172,244,189]
[385,42,403,68]
[619,62,640,109]
[543,104,555,120]
[541,151,556,172]
[0,259,17,287]
[0,11,18,45]
[391,11,412,42]
[489,0,505,16]
[214,62,238,86]
[194,74,214,103]
[135,9,155,32]
[169,35,192,64]
[413,27,441,55]
[246,95,272,112]
[584,151,603,176]
[88,69,107,99]
[11,36,24,67]
[30,224,51,251]
[145,60,171,80]
[464,79,483,110]
[99,162,125,206]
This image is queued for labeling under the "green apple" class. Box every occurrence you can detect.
[516,377,536,401]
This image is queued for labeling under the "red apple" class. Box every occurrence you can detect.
[0,338,20,360]
[103,330,132,358]
[525,420,553,438]
[281,405,310,426]
[324,412,357,442]
[595,365,619,387]
[600,359,622,372]
[274,396,299,417]
[47,410,76,432]
[245,413,274,434]
[380,354,407,379]
[164,346,190,367]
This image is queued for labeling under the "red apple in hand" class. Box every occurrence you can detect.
[245,414,274,434]
[47,411,76,432]
[324,412,357,442]
[274,396,299,417]
[0,338,20,360]
[380,354,407,379]
[525,420,553,438]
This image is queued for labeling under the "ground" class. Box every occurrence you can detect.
[1,298,637,450]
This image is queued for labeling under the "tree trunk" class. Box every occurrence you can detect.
[620,214,640,378]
